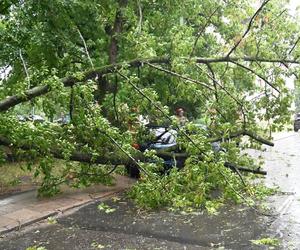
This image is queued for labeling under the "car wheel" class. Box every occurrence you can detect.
[125,165,140,178]
[294,128,299,132]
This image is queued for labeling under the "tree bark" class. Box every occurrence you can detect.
[95,0,128,107]
[0,85,50,112]
[0,135,141,166]
[209,130,274,146]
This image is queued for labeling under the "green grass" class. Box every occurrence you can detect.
[0,161,36,188]
[0,160,124,196]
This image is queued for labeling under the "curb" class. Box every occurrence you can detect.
[0,189,125,236]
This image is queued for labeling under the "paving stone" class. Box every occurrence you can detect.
[25,200,56,210]
[89,190,121,199]
[4,208,43,224]
[61,193,92,202]
[0,216,18,228]
[0,204,19,216]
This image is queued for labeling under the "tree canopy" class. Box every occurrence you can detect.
[0,0,299,208]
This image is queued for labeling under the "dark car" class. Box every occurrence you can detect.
[294,113,300,132]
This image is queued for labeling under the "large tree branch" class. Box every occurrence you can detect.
[1,55,300,112]
[0,135,267,177]
[194,56,300,64]
[0,135,140,166]
[62,56,300,87]
[0,85,50,112]
[209,130,274,147]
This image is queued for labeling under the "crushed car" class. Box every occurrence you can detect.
[126,123,266,178]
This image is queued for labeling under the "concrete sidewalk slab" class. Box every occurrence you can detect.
[0,175,135,235]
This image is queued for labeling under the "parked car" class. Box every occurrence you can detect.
[28,114,45,123]
[54,114,70,125]
[17,114,45,123]
[126,123,222,177]
[126,123,266,178]
[126,124,186,177]
[294,113,300,132]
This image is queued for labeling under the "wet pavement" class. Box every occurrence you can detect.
[0,132,299,249]
[0,197,270,250]
[0,175,135,234]
[262,132,300,249]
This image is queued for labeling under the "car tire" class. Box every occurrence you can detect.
[294,128,299,132]
[125,165,140,178]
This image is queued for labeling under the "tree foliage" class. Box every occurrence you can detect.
[0,0,299,208]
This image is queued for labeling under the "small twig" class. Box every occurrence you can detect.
[279,36,300,80]
[226,0,271,57]
[77,28,94,69]
[137,0,143,33]
[82,165,119,177]
[100,130,149,175]
[195,64,247,127]
[146,62,213,90]
[268,9,287,26]
[19,49,30,89]
[195,64,243,106]
[206,63,219,102]
[190,6,220,57]
[289,36,300,55]
[218,167,274,217]
[231,164,247,186]
[200,92,228,122]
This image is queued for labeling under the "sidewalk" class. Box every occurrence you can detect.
[0,175,135,235]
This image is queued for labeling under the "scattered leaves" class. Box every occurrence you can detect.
[97,203,116,214]
[91,241,105,249]
[26,246,47,250]
[251,237,280,247]
[47,216,57,225]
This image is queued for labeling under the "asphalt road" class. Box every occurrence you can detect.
[0,196,269,250]
[263,132,300,249]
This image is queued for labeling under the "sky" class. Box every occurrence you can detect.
[288,0,300,16]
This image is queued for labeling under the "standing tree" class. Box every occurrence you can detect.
[0,0,299,208]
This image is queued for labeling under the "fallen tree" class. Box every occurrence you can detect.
[1,55,298,112]
[0,0,298,209]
